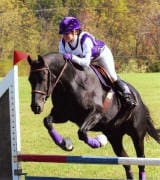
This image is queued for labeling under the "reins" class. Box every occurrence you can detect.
[52,60,68,91]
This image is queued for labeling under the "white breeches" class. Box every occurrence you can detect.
[94,45,118,82]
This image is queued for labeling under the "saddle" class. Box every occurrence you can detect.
[91,64,112,90]
[91,64,135,125]
[91,64,114,113]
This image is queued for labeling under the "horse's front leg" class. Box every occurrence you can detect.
[78,107,107,148]
[43,115,73,151]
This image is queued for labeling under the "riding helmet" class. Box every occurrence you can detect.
[59,16,81,34]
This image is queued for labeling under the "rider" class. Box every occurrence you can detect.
[58,16,136,109]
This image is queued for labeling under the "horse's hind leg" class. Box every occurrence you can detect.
[132,136,146,180]
[107,134,134,179]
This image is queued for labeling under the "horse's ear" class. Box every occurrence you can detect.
[27,55,33,65]
[38,55,45,66]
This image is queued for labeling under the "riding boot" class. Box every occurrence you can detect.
[113,79,136,109]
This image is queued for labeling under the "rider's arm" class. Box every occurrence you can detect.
[71,38,93,67]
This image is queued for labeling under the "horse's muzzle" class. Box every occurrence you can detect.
[31,104,43,114]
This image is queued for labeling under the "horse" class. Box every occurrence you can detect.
[27,53,160,180]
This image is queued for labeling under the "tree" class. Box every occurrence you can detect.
[0,0,40,60]
[1,0,160,74]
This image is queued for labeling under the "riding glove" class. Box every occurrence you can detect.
[63,53,72,61]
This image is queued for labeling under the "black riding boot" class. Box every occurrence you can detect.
[114,79,136,109]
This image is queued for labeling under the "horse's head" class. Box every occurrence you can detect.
[28,55,52,114]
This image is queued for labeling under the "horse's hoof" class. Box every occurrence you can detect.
[61,137,74,151]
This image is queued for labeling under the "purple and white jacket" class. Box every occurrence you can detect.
[59,31,105,68]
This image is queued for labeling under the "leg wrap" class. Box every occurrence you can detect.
[85,137,101,148]
[49,129,63,145]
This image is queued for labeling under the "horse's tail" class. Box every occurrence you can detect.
[146,105,160,143]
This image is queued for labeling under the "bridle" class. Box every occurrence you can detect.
[30,60,68,100]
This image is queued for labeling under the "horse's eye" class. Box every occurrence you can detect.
[40,71,48,81]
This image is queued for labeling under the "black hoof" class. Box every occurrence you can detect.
[61,137,74,151]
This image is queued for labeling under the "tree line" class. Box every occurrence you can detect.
[0,0,160,76]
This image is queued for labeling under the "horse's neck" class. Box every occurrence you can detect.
[45,54,67,73]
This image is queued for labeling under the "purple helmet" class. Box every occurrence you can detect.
[59,17,81,34]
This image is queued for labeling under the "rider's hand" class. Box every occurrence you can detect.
[63,53,72,61]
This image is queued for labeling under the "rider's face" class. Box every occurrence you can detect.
[62,30,77,43]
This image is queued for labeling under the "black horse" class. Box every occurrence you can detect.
[28,53,160,180]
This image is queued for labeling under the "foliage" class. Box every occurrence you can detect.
[0,0,160,75]
[0,0,40,60]
[116,58,148,73]
[147,61,160,72]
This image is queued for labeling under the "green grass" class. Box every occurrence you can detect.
[18,73,160,179]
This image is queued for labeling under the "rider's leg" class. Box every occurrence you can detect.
[97,46,136,108]
[113,79,136,108]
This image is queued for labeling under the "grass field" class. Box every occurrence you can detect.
[18,73,160,179]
